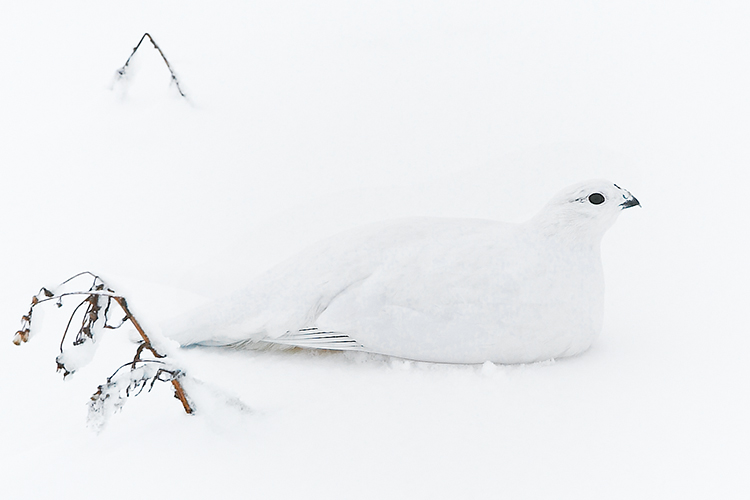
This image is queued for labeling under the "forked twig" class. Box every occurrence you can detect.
[13,272,194,424]
[116,32,186,97]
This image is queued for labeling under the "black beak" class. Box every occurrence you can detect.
[620,196,641,209]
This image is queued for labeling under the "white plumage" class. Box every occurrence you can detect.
[165,180,639,364]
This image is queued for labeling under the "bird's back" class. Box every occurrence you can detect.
[165,216,603,363]
[166,217,519,347]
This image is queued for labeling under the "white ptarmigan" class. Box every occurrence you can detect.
[166,180,640,364]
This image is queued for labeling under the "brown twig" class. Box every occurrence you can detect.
[113,297,165,360]
[113,295,193,413]
[171,378,193,414]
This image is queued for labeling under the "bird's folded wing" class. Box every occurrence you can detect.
[261,328,364,351]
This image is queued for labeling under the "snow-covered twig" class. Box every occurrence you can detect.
[88,360,192,432]
[13,272,195,424]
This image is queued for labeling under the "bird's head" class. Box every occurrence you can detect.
[530,179,640,241]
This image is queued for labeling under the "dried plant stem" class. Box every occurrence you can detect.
[113,297,164,360]
[171,379,193,414]
[13,272,194,417]
[113,296,193,414]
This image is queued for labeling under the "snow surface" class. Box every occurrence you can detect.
[1,1,748,498]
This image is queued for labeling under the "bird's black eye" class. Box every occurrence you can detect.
[588,193,605,205]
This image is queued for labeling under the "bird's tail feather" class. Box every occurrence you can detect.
[229,328,364,352]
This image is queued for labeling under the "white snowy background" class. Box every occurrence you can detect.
[1,1,748,498]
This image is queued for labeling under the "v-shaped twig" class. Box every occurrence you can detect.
[116,33,186,97]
